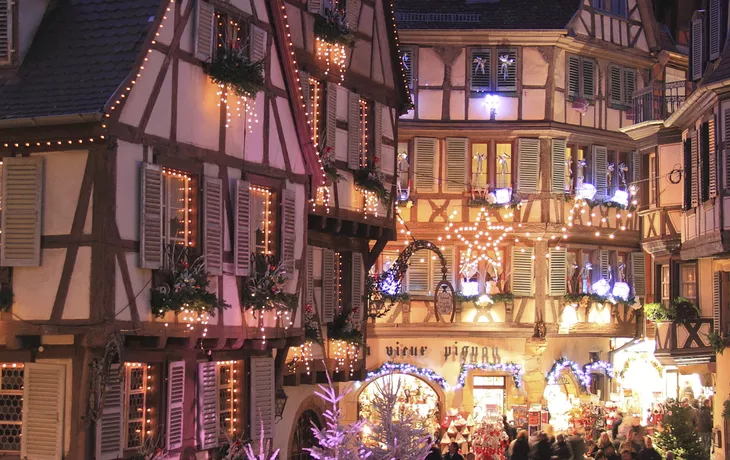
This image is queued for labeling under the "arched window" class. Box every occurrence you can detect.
[290,410,321,460]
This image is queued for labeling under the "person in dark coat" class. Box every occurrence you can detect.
[504,414,517,442]
[567,430,586,460]
[612,412,624,440]
[638,437,661,460]
[443,442,464,460]
[511,430,531,460]
[603,445,621,460]
[552,433,573,460]
[425,438,442,460]
[529,432,552,460]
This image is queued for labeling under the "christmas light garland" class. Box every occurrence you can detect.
[455,362,524,389]
[583,360,614,379]
[365,362,451,390]
[546,357,592,391]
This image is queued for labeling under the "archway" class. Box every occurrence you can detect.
[289,409,322,460]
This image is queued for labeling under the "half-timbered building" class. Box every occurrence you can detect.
[0,0,394,457]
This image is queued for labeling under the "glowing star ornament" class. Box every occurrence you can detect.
[612,282,631,301]
[592,279,611,297]
[494,188,511,204]
[577,183,597,200]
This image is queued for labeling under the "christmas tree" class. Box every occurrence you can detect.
[305,371,372,460]
[363,376,432,460]
[653,399,708,460]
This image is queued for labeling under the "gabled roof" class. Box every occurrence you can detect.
[394,0,580,30]
[0,0,159,121]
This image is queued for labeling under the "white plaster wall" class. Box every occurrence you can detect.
[418,48,444,87]
[658,143,684,206]
[62,247,91,320]
[451,50,466,87]
[417,90,443,120]
[179,0,194,54]
[522,48,548,87]
[18,0,49,63]
[522,89,546,120]
[286,4,304,50]
[221,274,243,326]
[229,0,253,15]
[13,249,66,320]
[120,50,165,128]
[606,108,621,131]
[374,0,395,89]
[450,90,466,120]
[176,61,221,151]
[34,150,90,236]
[359,3,374,37]
[115,252,153,320]
[146,68,173,139]
[243,95,267,164]
[252,0,268,23]
[277,97,306,175]
[116,141,144,241]
[372,33,385,84]
[351,39,373,78]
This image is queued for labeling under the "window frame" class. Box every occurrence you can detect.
[468,47,518,96]
[567,55,596,102]
[249,184,279,258]
[607,64,636,110]
[468,140,514,194]
[0,363,23,454]
[307,77,326,147]
[680,263,698,303]
[161,168,199,250]
[214,10,251,59]
[593,0,627,17]
[123,363,149,451]
[215,361,243,438]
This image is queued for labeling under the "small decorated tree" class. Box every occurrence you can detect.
[653,399,708,460]
[363,376,431,460]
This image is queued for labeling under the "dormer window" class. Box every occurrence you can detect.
[593,0,627,17]
[0,0,13,65]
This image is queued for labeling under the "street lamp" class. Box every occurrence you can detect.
[275,387,288,421]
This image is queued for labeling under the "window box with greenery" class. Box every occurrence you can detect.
[240,253,298,313]
[644,297,700,322]
[204,40,265,98]
[314,8,355,47]
[354,158,390,207]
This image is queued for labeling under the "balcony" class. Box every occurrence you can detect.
[653,318,715,366]
[631,81,692,124]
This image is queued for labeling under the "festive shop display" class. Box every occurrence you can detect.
[471,413,509,460]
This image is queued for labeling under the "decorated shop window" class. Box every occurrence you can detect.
[0,363,23,453]
[161,169,198,249]
[472,375,506,417]
[471,143,489,192]
[250,186,277,257]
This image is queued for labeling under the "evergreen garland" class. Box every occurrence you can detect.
[354,159,390,205]
[313,11,355,46]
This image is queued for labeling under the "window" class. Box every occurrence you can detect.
[472,143,488,190]
[649,153,656,205]
[0,363,23,453]
[216,361,241,437]
[358,98,374,166]
[594,0,627,16]
[661,265,670,307]
[307,77,326,146]
[123,363,149,449]
[470,48,518,93]
[681,264,697,303]
[406,247,453,295]
[460,248,479,296]
[472,375,506,416]
[608,65,636,108]
[565,147,573,194]
[567,55,595,101]
[215,12,250,57]
[397,142,410,201]
[496,143,512,189]
[401,48,415,90]
[162,169,198,248]
[250,186,277,256]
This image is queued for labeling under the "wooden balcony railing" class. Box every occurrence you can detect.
[653,318,715,366]
[631,81,692,124]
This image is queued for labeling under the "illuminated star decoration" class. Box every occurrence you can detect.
[499,54,515,79]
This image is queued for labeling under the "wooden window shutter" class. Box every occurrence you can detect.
[194,0,215,62]
[249,24,267,64]
[701,122,710,202]
[347,0,360,31]
[281,189,297,274]
[709,117,718,198]
[21,363,65,460]
[250,357,274,440]
[414,137,436,192]
[351,252,364,317]
[308,0,322,13]
[692,16,704,80]
[444,138,468,193]
[374,102,383,161]
[470,49,492,91]
[139,163,162,269]
[710,0,722,60]
[551,139,567,193]
[629,252,646,297]
[496,49,517,92]
[432,247,453,288]
[511,247,534,296]
[582,58,595,100]
[347,92,362,169]
[166,361,185,451]
[95,364,123,460]
[609,65,622,106]
[1,157,43,267]
[623,68,635,106]
[684,138,693,209]
[234,180,251,276]
[630,150,641,186]
[567,55,580,99]
[714,272,722,333]
[549,248,567,296]
[203,176,223,276]
[0,0,10,63]
[406,252,429,294]
[691,131,699,207]
[306,246,315,305]
[598,250,610,281]
[592,145,608,198]
[326,81,338,149]
[517,138,540,194]
[321,249,336,322]
[300,71,310,109]
[402,48,414,90]
[197,362,218,450]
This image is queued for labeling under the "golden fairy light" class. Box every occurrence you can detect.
[316,37,347,83]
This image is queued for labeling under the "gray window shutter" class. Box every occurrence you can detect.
[374,102,383,161]
[140,163,162,269]
[352,252,364,320]
[517,138,540,194]
[692,16,704,80]
[549,247,567,296]
[445,138,468,193]
[710,0,722,60]
[630,151,641,186]
[511,247,534,296]
[691,131,699,207]
[234,180,251,276]
[714,272,722,334]
[95,364,123,460]
[406,252,429,294]
[710,117,718,198]
[250,357,275,440]
[306,246,315,305]
[347,0,360,31]
[609,65,622,106]
[281,189,297,274]
[551,139,566,193]
[598,250,610,281]
[249,24,267,64]
[592,145,608,198]
[321,249,336,322]
[0,1,10,64]
[470,49,492,91]
[347,92,361,169]
[402,48,414,90]
[629,252,646,297]
[21,363,66,460]
[166,361,185,451]
[203,176,223,276]
[326,82,338,149]
[308,0,322,13]
[194,0,215,62]
[496,49,517,92]
[623,68,635,106]
[414,137,437,192]
[1,156,43,267]
[197,362,218,450]
[582,58,595,100]
[567,55,580,99]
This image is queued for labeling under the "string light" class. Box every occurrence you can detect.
[315,37,347,83]
[365,362,450,390]
[455,363,524,389]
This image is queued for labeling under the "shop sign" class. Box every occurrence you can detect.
[385,342,428,358]
[444,343,502,365]
[434,280,456,322]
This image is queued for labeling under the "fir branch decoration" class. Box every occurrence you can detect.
[644,302,675,322]
[241,253,298,312]
[328,306,364,346]
[466,194,522,210]
[204,40,265,97]
[563,292,636,306]
[313,10,355,46]
[706,330,725,355]
[723,399,730,420]
[303,304,323,344]
[319,145,344,184]
[354,158,390,205]
[150,244,229,318]
[456,292,514,304]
